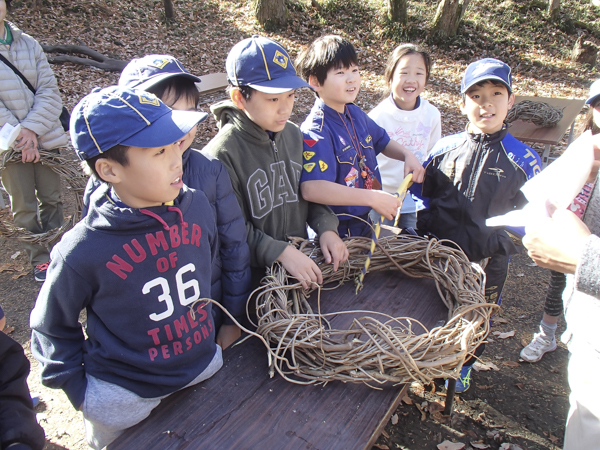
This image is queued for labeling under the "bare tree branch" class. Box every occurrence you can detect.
[40,44,127,72]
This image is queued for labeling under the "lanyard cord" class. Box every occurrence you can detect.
[337,107,363,161]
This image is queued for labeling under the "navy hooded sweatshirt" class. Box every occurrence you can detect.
[81,147,252,325]
[31,184,220,409]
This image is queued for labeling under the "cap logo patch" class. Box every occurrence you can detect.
[304,162,316,172]
[303,151,315,161]
[148,58,170,69]
[471,61,504,76]
[319,160,328,172]
[273,50,288,69]
[138,93,160,106]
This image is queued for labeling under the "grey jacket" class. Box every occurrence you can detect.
[0,21,68,149]
[563,178,600,358]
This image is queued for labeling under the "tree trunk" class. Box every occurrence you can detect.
[255,0,288,29]
[386,0,408,25]
[163,0,175,20]
[432,0,470,38]
[548,0,559,20]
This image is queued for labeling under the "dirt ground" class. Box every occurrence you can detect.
[1,0,594,448]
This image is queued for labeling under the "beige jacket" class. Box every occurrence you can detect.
[0,21,68,149]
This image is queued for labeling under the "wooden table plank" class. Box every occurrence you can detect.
[111,271,447,450]
[197,72,227,95]
[508,96,585,146]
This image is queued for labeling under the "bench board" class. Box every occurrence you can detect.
[111,270,448,450]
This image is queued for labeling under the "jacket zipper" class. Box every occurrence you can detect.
[271,138,287,234]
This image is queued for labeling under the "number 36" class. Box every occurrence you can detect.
[142,263,200,321]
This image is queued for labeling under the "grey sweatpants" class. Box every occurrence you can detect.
[82,346,222,449]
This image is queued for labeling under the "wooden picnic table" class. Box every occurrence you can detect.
[111,270,449,450]
[509,96,586,167]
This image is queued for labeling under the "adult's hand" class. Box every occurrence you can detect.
[16,128,39,163]
[523,201,591,274]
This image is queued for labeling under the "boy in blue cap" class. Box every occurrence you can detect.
[30,86,231,448]
[203,36,348,290]
[295,35,425,238]
[82,54,252,348]
[414,58,542,392]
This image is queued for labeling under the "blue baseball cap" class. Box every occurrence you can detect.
[461,58,512,94]
[226,35,311,94]
[586,79,600,105]
[70,86,206,161]
[119,55,201,91]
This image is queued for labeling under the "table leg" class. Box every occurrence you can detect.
[567,121,576,145]
[444,379,456,415]
[541,144,552,168]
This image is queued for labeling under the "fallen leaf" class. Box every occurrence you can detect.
[494,317,509,324]
[462,429,478,439]
[4,326,14,335]
[516,273,524,277]
[0,263,22,273]
[415,403,427,421]
[382,430,390,439]
[428,401,445,414]
[498,330,515,339]
[476,384,494,390]
[12,272,28,280]
[518,315,526,319]
[401,391,413,405]
[373,445,389,450]
[10,251,20,259]
[471,443,490,449]
[503,360,520,368]
[473,361,500,372]
[515,383,524,390]
[520,338,530,347]
[437,441,465,450]
[391,413,399,425]
[500,444,523,450]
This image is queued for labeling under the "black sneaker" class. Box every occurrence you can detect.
[34,262,49,282]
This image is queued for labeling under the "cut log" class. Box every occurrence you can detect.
[40,44,127,72]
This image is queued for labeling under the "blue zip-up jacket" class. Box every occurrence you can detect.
[31,184,221,409]
[413,126,541,262]
[81,147,251,325]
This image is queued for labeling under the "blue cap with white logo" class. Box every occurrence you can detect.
[226,35,311,94]
[70,86,206,160]
[586,79,600,105]
[119,55,201,91]
[461,58,512,94]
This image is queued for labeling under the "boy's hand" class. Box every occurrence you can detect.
[403,152,425,183]
[370,190,401,221]
[216,324,241,350]
[278,245,323,290]
[16,128,40,163]
[319,230,348,272]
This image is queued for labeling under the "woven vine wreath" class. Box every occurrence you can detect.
[200,234,500,388]
[0,148,87,248]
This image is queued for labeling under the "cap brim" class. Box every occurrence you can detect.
[586,93,600,105]
[130,72,202,91]
[121,110,208,148]
[247,75,312,94]
[462,76,512,94]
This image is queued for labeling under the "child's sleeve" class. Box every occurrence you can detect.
[30,251,91,410]
[212,163,252,323]
[299,129,338,184]
[365,114,391,155]
[0,333,46,450]
[427,108,442,153]
[306,202,339,237]
[19,39,64,137]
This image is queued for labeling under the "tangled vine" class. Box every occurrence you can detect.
[201,234,499,388]
[506,100,564,128]
[0,148,86,248]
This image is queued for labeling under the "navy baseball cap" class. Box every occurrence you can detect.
[586,79,600,105]
[119,55,201,91]
[461,58,512,94]
[70,86,206,161]
[226,35,311,94]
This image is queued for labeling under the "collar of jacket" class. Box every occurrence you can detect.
[210,99,282,146]
[465,123,508,145]
[4,21,22,42]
